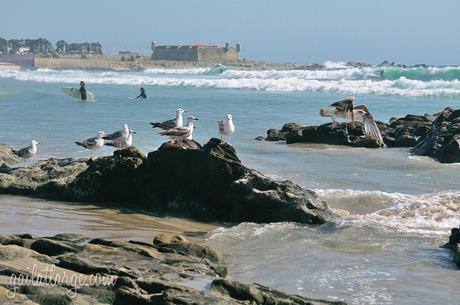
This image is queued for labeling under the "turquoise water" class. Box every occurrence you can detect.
[0,66,459,304]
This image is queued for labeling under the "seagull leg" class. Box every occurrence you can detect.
[331,118,337,129]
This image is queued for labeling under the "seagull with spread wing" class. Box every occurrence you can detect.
[319,96,386,147]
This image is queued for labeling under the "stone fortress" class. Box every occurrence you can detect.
[151,42,240,63]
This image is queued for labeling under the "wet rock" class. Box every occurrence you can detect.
[153,233,223,264]
[0,139,335,224]
[0,144,24,166]
[0,232,346,305]
[267,107,460,163]
[31,238,79,256]
[266,123,305,141]
[254,136,265,141]
[0,245,52,263]
[412,107,460,163]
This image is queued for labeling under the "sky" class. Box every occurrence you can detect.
[1,0,459,65]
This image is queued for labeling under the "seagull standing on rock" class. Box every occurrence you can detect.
[105,129,135,149]
[103,124,134,149]
[13,140,39,159]
[151,108,186,130]
[75,131,106,157]
[218,114,235,140]
[160,116,199,143]
[319,96,386,147]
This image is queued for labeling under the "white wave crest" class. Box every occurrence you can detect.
[1,69,460,97]
[317,188,460,235]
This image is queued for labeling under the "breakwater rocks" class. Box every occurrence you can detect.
[0,144,23,166]
[262,107,460,163]
[0,138,336,224]
[0,232,346,305]
[445,226,460,268]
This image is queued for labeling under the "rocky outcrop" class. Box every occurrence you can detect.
[0,232,347,305]
[0,144,23,166]
[0,139,336,224]
[266,123,305,141]
[411,107,460,163]
[263,107,460,163]
[444,226,460,268]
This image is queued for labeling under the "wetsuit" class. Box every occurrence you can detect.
[136,88,147,99]
[80,85,87,101]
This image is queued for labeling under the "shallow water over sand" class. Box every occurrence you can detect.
[0,195,215,242]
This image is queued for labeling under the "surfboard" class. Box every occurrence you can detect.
[61,87,96,100]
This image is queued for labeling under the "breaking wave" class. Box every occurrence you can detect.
[317,189,460,235]
[1,65,460,97]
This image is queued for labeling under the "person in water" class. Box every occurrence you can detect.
[79,81,87,101]
[136,87,147,99]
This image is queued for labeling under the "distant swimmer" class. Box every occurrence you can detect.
[136,87,147,99]
[79,81,87,101]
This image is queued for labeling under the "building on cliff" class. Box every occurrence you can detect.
[151,42,240,62]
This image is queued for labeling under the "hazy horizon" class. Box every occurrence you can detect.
[1,0,459,66]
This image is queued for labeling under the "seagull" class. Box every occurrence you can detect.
[150,108,186,130]
[105,129,135,149]
[160,116,199,142]
[319,96,386,147]
[103,124,130,149]
[218,114,235,140]
[75,131,106,157]
[13,140,39,159]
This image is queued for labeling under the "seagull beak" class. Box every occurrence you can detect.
[194,118,199,121]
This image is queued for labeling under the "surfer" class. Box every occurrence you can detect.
[79,81,87,101]
[136,87,147,99]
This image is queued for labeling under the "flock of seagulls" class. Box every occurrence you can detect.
[12,109,236,159]
[12,95,386,160]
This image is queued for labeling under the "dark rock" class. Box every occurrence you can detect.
[268,107,460,163]
[254,136,265,141]
[266,123,304,141]
[0,232,347,305]
[411,107,460,163]
[57,254,110,274]
[30,238,79,256]
[0,139,335,224]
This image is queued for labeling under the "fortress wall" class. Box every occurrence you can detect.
[152,47,198,61]
[34,56,121,69]
[197,48,239,63]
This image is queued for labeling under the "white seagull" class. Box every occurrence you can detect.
[160,116,199,142]
[319,96,386,147]
[151,108,186,130]
[75,131,106,157]
[218,114,235,140]
[105,129,135,149]
[13,140,39,159]
[103,124,131,149]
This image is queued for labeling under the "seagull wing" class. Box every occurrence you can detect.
[103,130,122,140]
[356,109,385,147]
[151,118,176,130]
[76,136,97,149]
[13,146,30,157]
[218,120,224,133]
[160,126,190,137]
[330,96,355,121]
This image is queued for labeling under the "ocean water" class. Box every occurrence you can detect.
[0,64,459,304]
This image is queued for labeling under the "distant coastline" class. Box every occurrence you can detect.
[32,55,331,71]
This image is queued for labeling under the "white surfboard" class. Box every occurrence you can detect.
[61,87,96,101]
